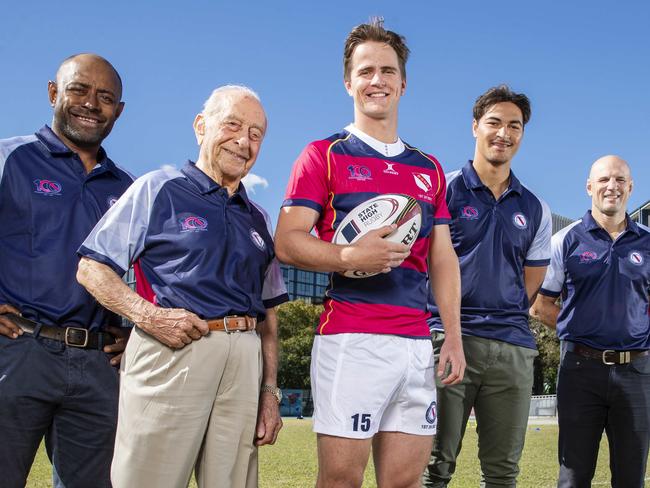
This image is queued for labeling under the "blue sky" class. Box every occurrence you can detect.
[2,0,648,225]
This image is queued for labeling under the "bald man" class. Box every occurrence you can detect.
[531,156,650,487]
[0,54,132,488]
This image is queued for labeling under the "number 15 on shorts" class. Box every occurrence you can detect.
[351,413,371,432]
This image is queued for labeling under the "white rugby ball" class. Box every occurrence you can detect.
[332,193,422,278]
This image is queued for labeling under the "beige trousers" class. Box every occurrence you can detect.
[111,326,262,488]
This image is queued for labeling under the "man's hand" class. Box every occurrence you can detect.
[437,334,466,385]
[0,305,23,339]
[255,393,282,446]
[103,325,131,366]
[341,224,411,274]
[137,308,209,349]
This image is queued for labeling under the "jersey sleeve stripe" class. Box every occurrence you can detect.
[539,287,561,298]
[524,258,551,266]
[281,198,323,213]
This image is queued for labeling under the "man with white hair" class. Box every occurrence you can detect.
[532,155,649,488]
[76,85,288,488]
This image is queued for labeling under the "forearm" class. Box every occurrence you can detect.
[77,257,157,329]
[259,307,279,385]
[530,295,560,329]
[430,249,461,340]
[524,266,547,304]
[275,229,347,273]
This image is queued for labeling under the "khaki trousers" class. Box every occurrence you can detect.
[111,326,262,488]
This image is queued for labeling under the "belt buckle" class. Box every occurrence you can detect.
[222,315,234,333]
[64,327,89,348]
[602,349,615,365]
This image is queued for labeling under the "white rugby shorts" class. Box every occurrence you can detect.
[311,333,437,438]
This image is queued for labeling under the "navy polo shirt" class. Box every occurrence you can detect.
[540,211,650,350]
[79,161,288,321]
[429,161,552,349]
[0,126,133,331]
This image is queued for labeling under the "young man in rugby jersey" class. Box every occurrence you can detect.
[276,18,464,488]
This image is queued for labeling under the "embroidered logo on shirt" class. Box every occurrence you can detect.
[33,179,62,196]
[512,212,528,229]
[179,216,208,232]
[383,161,399,175]
[347,164,372,181]
[413,172,432,193]
[107,196,118,207]
[579,251,598,264]
[250,229,266,251]
[460,206,479,220]
[629,251,644,266]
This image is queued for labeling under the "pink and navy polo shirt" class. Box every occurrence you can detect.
[79,161,288,321]
[282,124,451,337]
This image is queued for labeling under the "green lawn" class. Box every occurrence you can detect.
[27,418,648,487]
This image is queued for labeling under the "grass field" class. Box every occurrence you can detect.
[27,418,649,487]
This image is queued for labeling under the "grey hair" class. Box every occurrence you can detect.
[202,85,262,123]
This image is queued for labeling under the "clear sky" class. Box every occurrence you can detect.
[2,0,648,225]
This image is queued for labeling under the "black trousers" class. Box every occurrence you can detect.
[0,334,119,488]
[557,344,650,488]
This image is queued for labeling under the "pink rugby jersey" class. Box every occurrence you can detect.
[282,125,450,337]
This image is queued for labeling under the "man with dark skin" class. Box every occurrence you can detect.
[0,54,133,488]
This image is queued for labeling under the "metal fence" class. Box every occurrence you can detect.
[529,394,557,416]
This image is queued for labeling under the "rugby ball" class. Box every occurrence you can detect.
[332,193,422,278]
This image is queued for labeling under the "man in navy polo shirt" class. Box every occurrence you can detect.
[423,85,552,488]
[531,156,649,488]
[77,85,288,488]
[0,54,132,488]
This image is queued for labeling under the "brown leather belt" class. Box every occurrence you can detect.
[566,342,649,365]
[207,315,257,333]
[2,313,116,350]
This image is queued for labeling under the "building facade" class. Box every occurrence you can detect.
[280,264,329,304]
[630,200,650,227]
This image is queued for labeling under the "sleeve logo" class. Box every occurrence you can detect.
[249,228,266,251]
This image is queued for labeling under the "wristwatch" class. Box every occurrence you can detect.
[261,384,282,404]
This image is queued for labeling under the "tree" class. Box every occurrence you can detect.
[276,300,323,390]
[530,317,560,394]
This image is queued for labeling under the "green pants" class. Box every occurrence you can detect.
[422,333,538,488]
